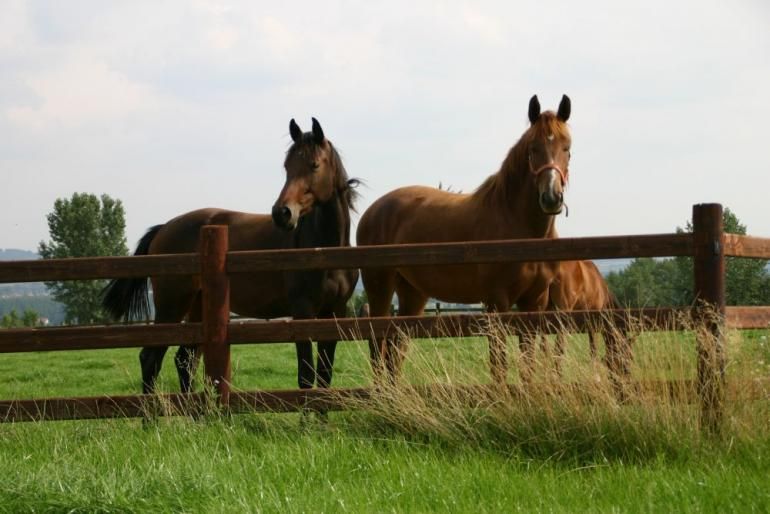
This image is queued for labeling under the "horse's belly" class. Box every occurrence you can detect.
[229,273,289,319]
[397,265,497,304]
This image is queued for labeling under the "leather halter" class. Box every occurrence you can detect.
[531,162,568,186]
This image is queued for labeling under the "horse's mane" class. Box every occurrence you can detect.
[474,111,570,202]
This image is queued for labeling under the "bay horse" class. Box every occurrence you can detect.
[356,95,572,384]
[546,260,624,372]
[102,118,359,395]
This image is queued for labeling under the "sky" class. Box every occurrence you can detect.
[1,0,769,252]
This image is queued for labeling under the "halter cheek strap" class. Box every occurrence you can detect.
[531,163,568,186]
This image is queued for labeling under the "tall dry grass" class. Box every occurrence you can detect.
[330,311,769,462]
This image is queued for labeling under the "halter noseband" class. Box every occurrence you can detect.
[531,162,568,186]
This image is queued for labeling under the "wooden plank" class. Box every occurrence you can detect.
[0,308,693,355]
[0,394,176,422]
[724,234,770,259]
[0,323,201,353]
[228,308,694,344]
[229,388,373,413]
[0,253,199,284]
[726,306,770,329]
[200,226,231,405]
[1,233,693,284]
[227,233,695,272]
[3,378,767,422]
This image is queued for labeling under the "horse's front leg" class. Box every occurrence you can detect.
[517,289,551,384]
[485,296,511,386]
[295,340,315,389]
[288,288,320,391]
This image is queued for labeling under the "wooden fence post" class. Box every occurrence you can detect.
[200,225,231,407]
[692,203,726,433]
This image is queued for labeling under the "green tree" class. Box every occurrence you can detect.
[38,193,129,324]
[607,207,770,307]
[1,309,41,328]
[349,290,369,316]
[607,258,679,307]
[674,207,770,306]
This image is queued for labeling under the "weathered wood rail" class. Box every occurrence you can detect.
[1,203,769,428]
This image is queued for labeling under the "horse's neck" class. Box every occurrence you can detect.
[295,191,351,249]
[471,156,557,240]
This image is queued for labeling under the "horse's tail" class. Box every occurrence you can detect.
[101,225,163,322]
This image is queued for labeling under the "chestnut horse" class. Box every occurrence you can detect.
[357,95,572,383]
[102,118,359,394]
[546,260,623,370]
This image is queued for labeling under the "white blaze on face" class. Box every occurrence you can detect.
[538,167,563,213]
[286,202,301,228]
[547,167,559,194]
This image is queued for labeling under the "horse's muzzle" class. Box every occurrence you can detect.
[539,191,564,215]
[272,205,294,231]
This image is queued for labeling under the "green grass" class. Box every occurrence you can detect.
[1,416,768,513]
[0,330,769,512]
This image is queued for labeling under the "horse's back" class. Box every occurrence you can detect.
[149,208,282,254]
[147,208,293,319]
[357,186,473,246]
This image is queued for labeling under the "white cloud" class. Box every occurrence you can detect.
[6,51,161,130]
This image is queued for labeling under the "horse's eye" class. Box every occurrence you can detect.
[311,162,319,170]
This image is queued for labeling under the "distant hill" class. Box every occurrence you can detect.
[0,248,47,296]
[0,248,38,261]
[594,258,633,276]
[0,248,64,324]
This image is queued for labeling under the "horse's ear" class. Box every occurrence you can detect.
[557,94,571,122]
[289,119,302,143]
[528,95,541,124]
[311,117,325,144]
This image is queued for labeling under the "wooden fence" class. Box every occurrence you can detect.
[1,203,769,430]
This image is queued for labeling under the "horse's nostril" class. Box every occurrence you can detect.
[271,205,292,228]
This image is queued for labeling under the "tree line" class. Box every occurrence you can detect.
[606,208,770,307]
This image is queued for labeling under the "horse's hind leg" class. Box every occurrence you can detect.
[140,347,169,394]
[387,277,428,380]
[603,328,633,402]
[174,346,198,393]
[143,283,194,394]
[174,292,203,393]
[588,332,598,361]
[361,268,397,381]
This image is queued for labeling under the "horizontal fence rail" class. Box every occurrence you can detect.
[2,306,769,355]
[0,253,199,283]
[0,323,201,353]
[1,233,695,283]
[227,233,696,273]
[2,379,768,423]
[723,234,770,259]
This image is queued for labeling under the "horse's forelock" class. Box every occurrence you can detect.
[526,111,571,144]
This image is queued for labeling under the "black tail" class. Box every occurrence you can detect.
[101,225,163,322]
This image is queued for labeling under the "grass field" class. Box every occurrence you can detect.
[1,328,769,512]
